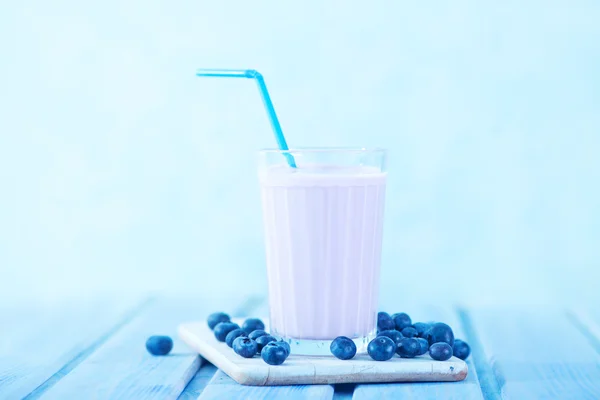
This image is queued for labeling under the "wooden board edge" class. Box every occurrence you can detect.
[179,323,269,386]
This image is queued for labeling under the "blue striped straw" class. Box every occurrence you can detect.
[195,69,297,168]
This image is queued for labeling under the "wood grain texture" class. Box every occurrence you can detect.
[352,305,485,400]
[178,362,218,400]
[467,308,600,399]
[0,297,146,400]
[38,296,256,400]
[197,370,334,400]
[179,318,466,386]
[568,309,600,353]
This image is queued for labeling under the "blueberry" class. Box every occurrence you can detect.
[412,322,431,338]
[145,335,173,356]
[367,336,396,361]
[430,342,453,361]
[255,334,277,352]
[427,323,454,347]
[242,318,265,334]
[377,312,395,331]
[416,338,429,356]
[207,312,230,330]
[232,337,258,358]
[377,329,403,345]
[261,342,288,365]
[275,341,291,356]
[422,329,432,343]
[248,330,268,340]
[330,336,357,360]
[214,322,240,342]
[401,327,418,338]
[392,313,412,331]
[453,339,471,360]
[225,328,247,348]
[397,337,420,358]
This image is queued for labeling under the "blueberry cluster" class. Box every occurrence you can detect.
[144,310,471,365]
[207,312,290,366]
[330,311,471,362]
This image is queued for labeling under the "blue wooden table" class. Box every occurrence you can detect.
[2,295,600,399]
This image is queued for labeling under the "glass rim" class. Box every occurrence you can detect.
[258,147,387,154]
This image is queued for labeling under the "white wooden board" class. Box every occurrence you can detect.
[178,319,468,386]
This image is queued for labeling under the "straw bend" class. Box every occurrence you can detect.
[195,69,264,80]
[195,68,297,168]
[244,69,262,79]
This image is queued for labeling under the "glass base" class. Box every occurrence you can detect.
[278,332,376,356]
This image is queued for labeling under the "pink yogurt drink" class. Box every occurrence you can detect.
[258,148,387,355]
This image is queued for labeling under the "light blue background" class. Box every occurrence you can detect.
[1,0,599,304]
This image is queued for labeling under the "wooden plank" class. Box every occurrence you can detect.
[178,362,218,400]
[352,305,485,400]
[0,297,146,400]
[39,295,257,400]
[568,309,600,353]
[198,370,334,400]
[467,308,600,399]
[456,309,502,400]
